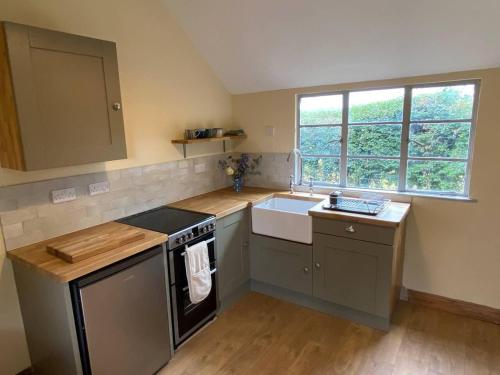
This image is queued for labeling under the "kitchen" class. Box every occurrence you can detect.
[1,1,500,375]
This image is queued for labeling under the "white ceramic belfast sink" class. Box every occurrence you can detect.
[252,197,318,244]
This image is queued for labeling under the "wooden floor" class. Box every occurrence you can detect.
[159,292,500,375]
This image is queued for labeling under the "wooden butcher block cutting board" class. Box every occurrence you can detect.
[47,224,146,263]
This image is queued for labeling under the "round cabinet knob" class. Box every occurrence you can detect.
[303,267,309,273]
[345,225,356,233]
[112,102,121,111]
[315,263,321,269]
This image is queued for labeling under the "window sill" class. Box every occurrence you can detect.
[294,185,477,203]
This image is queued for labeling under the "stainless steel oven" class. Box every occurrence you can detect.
[168,231,217,347]
[118,206,218,349]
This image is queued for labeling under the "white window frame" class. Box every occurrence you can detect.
[296,79,480,197]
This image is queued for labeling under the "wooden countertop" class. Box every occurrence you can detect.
[168,187,410,227]
[308,200,411,228]
[168,187,282,217]
[6,186,409,283]
[7,222,168,283]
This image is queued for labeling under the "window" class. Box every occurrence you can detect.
[297,81,478,196]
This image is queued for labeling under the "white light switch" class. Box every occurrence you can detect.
[89,181,110,196]
[52,188,77,204]
[265,126,275,137]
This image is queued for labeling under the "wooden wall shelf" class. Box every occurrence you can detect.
[171,135,247,158]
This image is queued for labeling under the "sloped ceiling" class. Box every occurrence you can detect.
[163,0,500,94]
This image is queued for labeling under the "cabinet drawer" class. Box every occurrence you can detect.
[313,218,395,245]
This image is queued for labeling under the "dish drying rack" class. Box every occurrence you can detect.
[323,197,390,216]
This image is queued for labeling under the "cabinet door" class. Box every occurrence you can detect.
[313,233,392,317]
[250,234,312,295]
[4,22,126,170]
[216,210,250,300]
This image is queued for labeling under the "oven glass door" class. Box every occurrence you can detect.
[170,232,217,346]
[174,272,217,343]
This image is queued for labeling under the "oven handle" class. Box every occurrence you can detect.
[180,237,215,257]
[182,268,217,291]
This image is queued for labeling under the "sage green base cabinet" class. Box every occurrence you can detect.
[312,234,392,317]
[247,216,406,330]
[216,210,251,310]
[250,234,312,295]
[311,217,405,324]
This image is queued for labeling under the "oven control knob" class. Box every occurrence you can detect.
[201,226,207,233]
[187,233,193,240]
[209,223,215,230]
[177,235,186,244]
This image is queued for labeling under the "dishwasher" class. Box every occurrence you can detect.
[70,245,173,375]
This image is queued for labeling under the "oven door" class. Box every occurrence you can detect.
[169,232,217,347]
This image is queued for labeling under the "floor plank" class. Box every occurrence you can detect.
[159,292,500,375]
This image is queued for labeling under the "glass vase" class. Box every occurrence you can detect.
[233,176,243,192]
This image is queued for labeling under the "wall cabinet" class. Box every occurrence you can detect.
[216,210,250,301]
[0,22,126,171]
[250,234,312,295]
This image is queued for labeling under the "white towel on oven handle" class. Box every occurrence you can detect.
[184,240,212,304]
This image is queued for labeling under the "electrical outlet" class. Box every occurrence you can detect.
[89,181,110,196]
[52,188,77,204]
[194,163,207,173]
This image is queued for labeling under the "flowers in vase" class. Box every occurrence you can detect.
[219,154,262,189]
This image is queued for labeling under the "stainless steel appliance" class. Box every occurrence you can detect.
[323,196,390,216]
[118,206,217,348]
[70,245,172,375]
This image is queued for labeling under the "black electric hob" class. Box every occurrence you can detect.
[117,206,213,235]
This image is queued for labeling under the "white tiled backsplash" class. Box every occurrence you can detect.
[0,153,293,251]
[0,155,230,250]
[243,153,293,190]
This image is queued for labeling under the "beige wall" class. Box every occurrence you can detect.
[0,1,498,371]
[0,230,30,374]
[0,0,232,187]
[0,0,232,372]
[233,68,500,310]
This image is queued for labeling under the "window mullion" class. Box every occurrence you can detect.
[399,86,412,192]
[339,92,349,187]
[464,81,480,197]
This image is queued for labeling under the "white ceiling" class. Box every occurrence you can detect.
[163,0,500,94]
